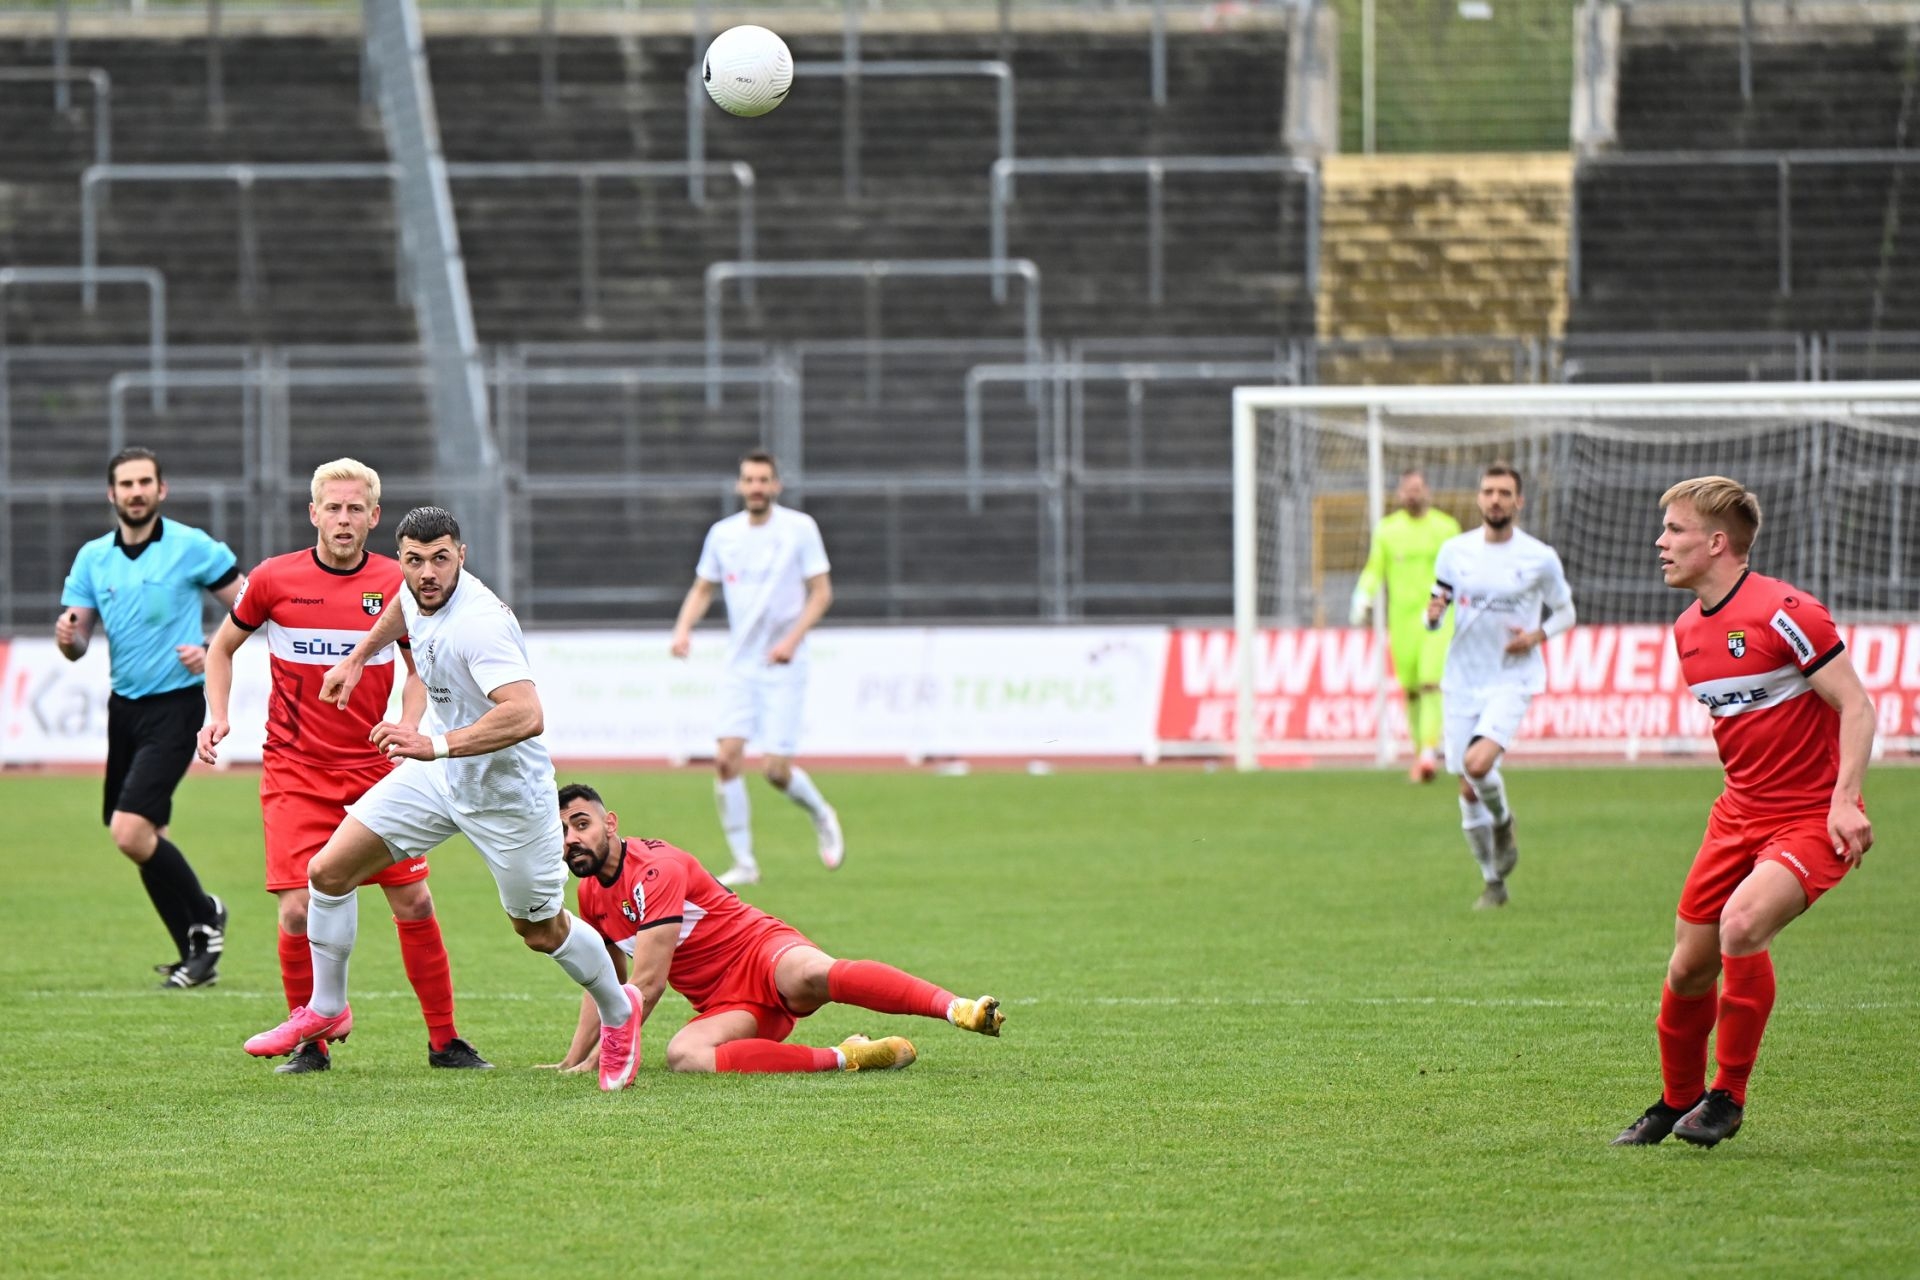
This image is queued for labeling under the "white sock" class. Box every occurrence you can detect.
[715,776,755,869]
[306,885,358,1017]
[782,766,831,819]
[1473,765,1510,825]
[1459,797,1500,884]
[549,912,631,1027]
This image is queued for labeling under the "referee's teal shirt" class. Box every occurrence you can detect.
[61,517,240,699]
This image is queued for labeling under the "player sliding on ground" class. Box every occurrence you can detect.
[540,782,1004,1078]
[1612,477,1875,1149]
[242,508,644,1092]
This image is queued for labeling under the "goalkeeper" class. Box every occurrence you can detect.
[1350,469,1460,782]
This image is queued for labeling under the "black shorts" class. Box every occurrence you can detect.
[104,686,204,828]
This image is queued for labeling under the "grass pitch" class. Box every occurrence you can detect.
[1,765,1914,1277]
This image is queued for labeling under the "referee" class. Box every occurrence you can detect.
[57,447,247,988]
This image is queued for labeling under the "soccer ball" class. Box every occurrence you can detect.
[702,25,794,118]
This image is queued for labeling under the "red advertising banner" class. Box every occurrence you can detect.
[1158,624,1920,754]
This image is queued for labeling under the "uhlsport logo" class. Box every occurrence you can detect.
[1726,630,1746,659]
[361,591,384,616]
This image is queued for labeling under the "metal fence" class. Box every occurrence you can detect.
[6,332,1920,629]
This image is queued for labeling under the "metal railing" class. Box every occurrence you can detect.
[445,160,759,313]
[988,156,1319,305]
[686,59,1013,204]
[1571,150,1920,299]
[962,358,1298,512]
[703,258,1043,407]
[0,267,166,410]
[79,162,403,311]
[80,158,757,320]
[0,66,111,169]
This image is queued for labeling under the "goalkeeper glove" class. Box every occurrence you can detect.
[1349,586,1372,628]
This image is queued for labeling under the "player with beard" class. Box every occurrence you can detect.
[241,507,640,1090]
[198,460,490,1074]
[1425,462,1577,909]
[540,783,1005,1077]
[1351,469,1462,782]
[57,447,246,988]
[670,451,843,886]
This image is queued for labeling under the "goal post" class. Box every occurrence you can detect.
[1230,380,1920,772]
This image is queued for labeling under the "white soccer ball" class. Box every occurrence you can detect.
[702,25,794,118]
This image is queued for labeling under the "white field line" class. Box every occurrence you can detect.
[18,990,1918,1012]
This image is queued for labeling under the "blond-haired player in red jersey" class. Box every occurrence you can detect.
[539,783,1005,1076]
[198,459,490,1075]
[1612,476,1876,1149]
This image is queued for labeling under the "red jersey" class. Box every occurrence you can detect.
[231,548,407,770]
[1674,570,1844,815]
[575,837,791,1012]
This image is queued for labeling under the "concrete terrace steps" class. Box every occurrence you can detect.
[1572,19,1920,334]
[1314,154,1571,382]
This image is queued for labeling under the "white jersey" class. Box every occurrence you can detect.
[695,504,831,665]
[1432,527,1573,706]
[400,569,554,815]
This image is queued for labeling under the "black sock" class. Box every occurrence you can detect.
[146,837,215,932]
[138,854,193,961]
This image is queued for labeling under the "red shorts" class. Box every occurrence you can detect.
[261,759,430,893]
[687,926,816,1043]
[1677,797,1853,924]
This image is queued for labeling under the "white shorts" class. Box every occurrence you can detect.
[344,759,567,921]
[716,658,808,757]
[1443,687,1533,775]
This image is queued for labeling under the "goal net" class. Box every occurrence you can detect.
[1224,381,1920,770]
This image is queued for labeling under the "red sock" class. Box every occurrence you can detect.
[827,959,954,1020]
[713,1040,841,1073]
[1657,982,1717,1109]
[277,928,313,1013]
[394,916,459,1051]
[1711,951,1776,1106]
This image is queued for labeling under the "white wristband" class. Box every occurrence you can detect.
[431,733,451,760]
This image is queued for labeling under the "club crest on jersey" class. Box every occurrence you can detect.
[361,591,384,616]
[1726,630,1746,659]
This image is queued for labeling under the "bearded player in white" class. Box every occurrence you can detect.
[242,507,646,1091]
[1426,462,1577,910]
[671,451,843,887]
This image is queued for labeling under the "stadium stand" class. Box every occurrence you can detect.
[1570,13,1920,334]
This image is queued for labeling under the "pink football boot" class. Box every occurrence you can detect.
[245,1005,353,1058]
[597,985,643,1091]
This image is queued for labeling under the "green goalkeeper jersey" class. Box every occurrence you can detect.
[1355,508,1462,625]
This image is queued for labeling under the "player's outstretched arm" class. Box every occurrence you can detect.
[1809,655,1876,863]
[320,598,409,707]
[196,616,252,765]
[669,577,716,658]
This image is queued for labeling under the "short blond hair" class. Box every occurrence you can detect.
[1660,475,1761,556]
[310,457,381,508]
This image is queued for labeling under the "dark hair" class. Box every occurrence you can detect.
[740,449,779,477]
[107,446,162,485]
[395,505,461,547]
[1483,461,1523,494]
[557,782,604,809]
